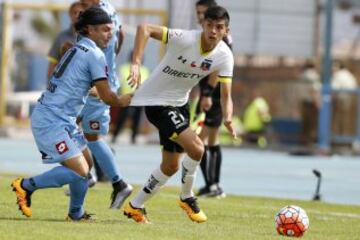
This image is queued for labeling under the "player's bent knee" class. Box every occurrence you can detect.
[63,156,90,177]
[188,143,204,161]
[71,164,89,177]
[161,162,179,176]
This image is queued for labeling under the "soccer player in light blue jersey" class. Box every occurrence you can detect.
[79,0,133,209]
[11,7,132,221]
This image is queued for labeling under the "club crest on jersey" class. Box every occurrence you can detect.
[190,61,197,68]
[90,121,100,130]
[200,59,213,71]
[55,141,69,154]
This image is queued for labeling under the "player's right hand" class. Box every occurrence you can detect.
[224,120,237,139]
[118,93,133,107]
[127,63,142,89]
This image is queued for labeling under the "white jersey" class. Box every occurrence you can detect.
[131,28,234,106]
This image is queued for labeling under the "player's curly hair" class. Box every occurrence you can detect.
[75,7,112,35]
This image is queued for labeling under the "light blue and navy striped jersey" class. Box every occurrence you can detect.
[99,0,121,91]
[39,37,108,117]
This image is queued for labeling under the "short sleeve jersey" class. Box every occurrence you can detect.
[99,0,121,91]
[39,37,108,117]
[131,28,234,106]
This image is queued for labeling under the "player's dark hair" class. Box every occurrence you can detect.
[75,7,112,35]
[196,0,217,8]
[204,6,230,26]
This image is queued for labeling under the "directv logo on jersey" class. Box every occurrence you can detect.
[200,59,213,71]
[162,65,205,79]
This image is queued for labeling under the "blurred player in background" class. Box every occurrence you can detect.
[78,0,133,209]
[195,0,233,198]
[47,1,83,78]
[123,6,235,224]
[111,50,150,144]
[11,7,132,221]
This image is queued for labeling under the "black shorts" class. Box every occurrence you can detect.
[204,99,222,127]
[145,104,190,153]
[196,79,222,128]
[196,98,222,128]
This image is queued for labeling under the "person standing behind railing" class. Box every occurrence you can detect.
[331,61,358,136]
[298,61,321,145]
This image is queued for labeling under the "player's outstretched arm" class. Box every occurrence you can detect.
[127,24,165,89]
[220,80,236,138]
[94,79,132,107]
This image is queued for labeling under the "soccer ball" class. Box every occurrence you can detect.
[275,205,309,237]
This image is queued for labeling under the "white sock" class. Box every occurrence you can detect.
[180,156,200,200]
[131,167,169,208]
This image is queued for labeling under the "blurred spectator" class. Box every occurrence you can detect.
[331,61,358,136]
[47,1,83,78]
[242,88,271,148]
[111,52,150,144]
[298,60,321,145]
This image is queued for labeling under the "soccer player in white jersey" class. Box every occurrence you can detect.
[10,7,132,221]
[123,6,236,224]
[79,0,133,209]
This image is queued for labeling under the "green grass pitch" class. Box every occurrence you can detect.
[1,174,360,240]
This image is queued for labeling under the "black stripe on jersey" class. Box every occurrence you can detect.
[91,77,107,87]
[218,75,232,78]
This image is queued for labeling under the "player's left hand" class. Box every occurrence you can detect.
[127,63,141,89]
[224,120,237,139]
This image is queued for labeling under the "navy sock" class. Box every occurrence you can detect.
[209,145,222,184]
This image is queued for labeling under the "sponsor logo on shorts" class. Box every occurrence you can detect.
[90,121,100,130]
[55,141,69,154]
